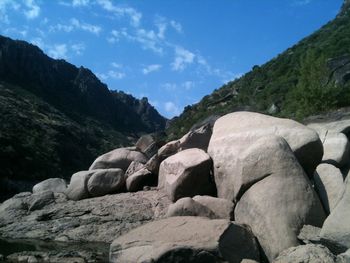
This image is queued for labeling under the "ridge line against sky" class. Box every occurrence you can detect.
[0,0,343,118]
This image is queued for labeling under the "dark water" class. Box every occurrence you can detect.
[0,238,110,262]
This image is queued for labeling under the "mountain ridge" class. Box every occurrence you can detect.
[166,0,350,139]
[0,35,166,200]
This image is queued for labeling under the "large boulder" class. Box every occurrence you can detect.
[32,178,67,194]
[322,133,350,168]
[89,148,148,171]
[208,112,323,201]
[234,136,326,261]
[193,195,235,220]
[158,148,215,202]
[126,168,155,192]
[178,123,213,152]
[109,216,260,263]
[136,134,164,158]
[87,169,125,197]
[273,244,336,263]
[314,164,345,214]
[166,197,217,218]
[320,176,350,253]
[65,170,97,201]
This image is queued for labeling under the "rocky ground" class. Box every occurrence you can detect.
[1,111,350,263]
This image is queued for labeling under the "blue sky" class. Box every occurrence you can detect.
[0,0,344,118]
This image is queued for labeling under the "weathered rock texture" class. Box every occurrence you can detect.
[273,244,337,263]
[109,216,260,263]
[0,190,171,243]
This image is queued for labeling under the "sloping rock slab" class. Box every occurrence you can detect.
[109,216,260,263]
[0,190,171,243]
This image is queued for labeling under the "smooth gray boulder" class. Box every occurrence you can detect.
[193,195,235,220]
[65,170,97,201]
[32,178,67,194]
[273,244,336,263]
[322,133,350,168]
[314,164,345,214]
[89,148,148,171]
[109,216,260,263]
[320,176,350,253]
[87,169,125,197]
[126,168,155,192]
[158,148,215,202]
[234,136,325,261]
[208,112,323,201]
[166,197,217,218]
[298,225,322,244]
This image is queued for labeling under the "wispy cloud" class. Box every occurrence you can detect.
[48,44,68,59]
[50,18,102,35]
[170,20,182,33]
[171,46,195,71]
[23,0,40,19]
[142,64,162,75]
[97,0,142,27]
[72,0,90,7]
[164,101,181,116]
[98,63,126,80]
[0,1,20,23]
[292,0,312,6]
[71,43,85,55]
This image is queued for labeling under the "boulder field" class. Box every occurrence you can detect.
[1,111,350,263]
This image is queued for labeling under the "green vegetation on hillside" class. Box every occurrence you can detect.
[167,4,350,139]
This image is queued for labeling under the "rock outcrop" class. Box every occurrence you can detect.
[32,178,67,194]
[234,135,325,261]
[109,216,260,263]
[208,112,323,202]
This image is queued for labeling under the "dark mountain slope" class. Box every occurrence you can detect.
[166,0,350,139]
[0,36,166,200]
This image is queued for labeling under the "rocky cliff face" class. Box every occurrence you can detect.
[0,35,166,200]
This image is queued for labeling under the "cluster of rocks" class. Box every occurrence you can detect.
[1,112,350,263]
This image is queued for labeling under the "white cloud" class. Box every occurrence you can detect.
[292,0,312,6]
[70,18,101,34]
[111,62,122,69]
[164,101,181,116]
[72,0,90,6]
[30,37,45,49]
[97,0,142,27]
[3,27,28,37]
[48,44,68,59]
[23,0,40,19]
[0,0,20,23]
[142,64,162,75]
[50,18,101,35]
[182,81,195,90]
[170,20,182,33]
[171,46,195,71]
[71,43,85,55]
[98,66,126,80]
